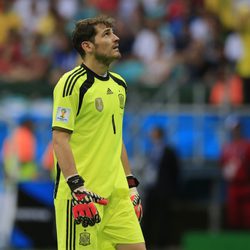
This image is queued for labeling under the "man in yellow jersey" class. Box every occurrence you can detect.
[52,16,146,250]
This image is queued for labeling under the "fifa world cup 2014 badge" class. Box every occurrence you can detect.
[118,94,125,109]
[56,107,70,123]
[79,231,90,246]
[95,98,104,112]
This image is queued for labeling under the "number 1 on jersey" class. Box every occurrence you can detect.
[112,114,116,134]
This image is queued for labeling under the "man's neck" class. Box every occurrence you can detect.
[83,58,109,76]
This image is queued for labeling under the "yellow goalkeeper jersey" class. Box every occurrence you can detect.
[52,64,128,199]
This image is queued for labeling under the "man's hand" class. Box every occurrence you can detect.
[67,175,108,227]
[127,175,143,222]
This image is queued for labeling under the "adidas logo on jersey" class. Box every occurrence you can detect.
[107,88,113,94]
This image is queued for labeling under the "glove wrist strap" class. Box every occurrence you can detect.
[126,175,139,188]
[67,175,84,192]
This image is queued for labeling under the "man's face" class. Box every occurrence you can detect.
[92,24,121,65]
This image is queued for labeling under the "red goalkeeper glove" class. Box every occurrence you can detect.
[127,175,143,222]
[67,175,108,227]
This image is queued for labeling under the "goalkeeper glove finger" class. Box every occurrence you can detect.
[129,187,143,222]
[127,175,143,222]
[67,175,108,227]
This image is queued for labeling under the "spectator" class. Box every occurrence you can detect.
[94,0,119,14]
[209,64,243,106]
[42,141,55,179]
[235,9,250,104]
[0,28,24,80]
[49,31,78,84]
[73,0,99,20]
[224,29,243,69]
[143,126,180,248]
[220,115,250,229]
[56,0,78,20]
[0,0,22,45]
[184,39,208,83]
[118,0,139,21]
[2,116,38,181]
[13,0,49,35]
[189,8,210,43]
[140,39,174,86]
[0,115,38,248]
[0,29,50,83]
[36,0,65,37]
[132,17,162,63]
[143,127,167,189]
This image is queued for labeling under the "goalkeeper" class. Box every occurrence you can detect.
[52,16,145,250]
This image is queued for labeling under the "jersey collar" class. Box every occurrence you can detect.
[81,63,110,81]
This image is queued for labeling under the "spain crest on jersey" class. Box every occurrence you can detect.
[118,94,125,109]
[95,98,104,112]
[79,231,90,246]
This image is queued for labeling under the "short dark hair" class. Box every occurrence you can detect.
[72,16,114,58]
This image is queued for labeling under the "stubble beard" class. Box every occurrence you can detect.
[94,51,121,67]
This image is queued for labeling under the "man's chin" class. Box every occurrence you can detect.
[95,52,121,65]
[114,52,121,59]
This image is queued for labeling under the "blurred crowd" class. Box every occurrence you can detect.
[1,0,250,105]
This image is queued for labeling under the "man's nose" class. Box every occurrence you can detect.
[113,33,120,41]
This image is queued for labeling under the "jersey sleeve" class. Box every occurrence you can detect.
[52,77,79,132]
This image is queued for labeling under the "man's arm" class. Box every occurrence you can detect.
[52,129,78,179]
[121,141,132,176]
[121,141,143,222]
[52,129,108,227]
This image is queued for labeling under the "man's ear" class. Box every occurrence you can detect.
[81,41,94,53]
